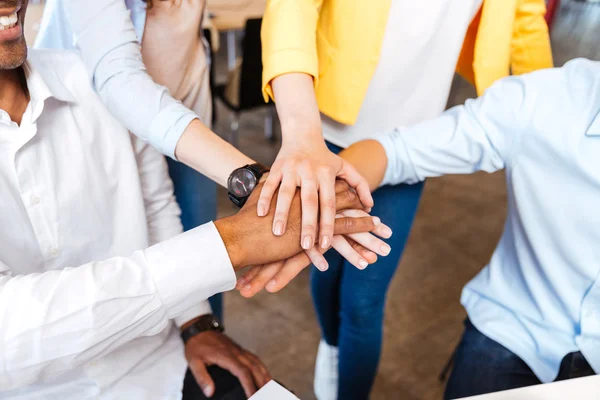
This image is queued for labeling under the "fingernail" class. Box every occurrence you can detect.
[257,205,266,217]
[359,259,368,269]
[267,280,276,290]
[203,384,214,397]
[372,217,381,225]
[383,227,393,238]
[273,221,284,236]
[318,262,329,271]
[381,244,391,256]
[320,236,330,249]
[243,284,251,291]
[302,236,312,250]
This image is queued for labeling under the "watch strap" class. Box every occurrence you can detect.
[180,315,224,344]
[247,162,270,179]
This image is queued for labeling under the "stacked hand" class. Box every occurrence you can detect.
[215,179,391,298]
[256,140,375,251]
[215,179,388,269]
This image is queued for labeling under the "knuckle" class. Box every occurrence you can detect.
[241,366,252,378]
[323,197,336,210]
[335,179,350,190]
[302,224,316,232]
[274,211,288,220]
[344,219,355,230]
[303,197,319,208]
[318,168,334,179]
[299,159,312,170]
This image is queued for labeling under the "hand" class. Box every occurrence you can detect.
[185,330,271,398]
[215,180,379,270]
[236,213,393,297]
[256,137,374,252]
[302,209,393,271]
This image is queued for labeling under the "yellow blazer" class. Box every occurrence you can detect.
[261,0,553,125]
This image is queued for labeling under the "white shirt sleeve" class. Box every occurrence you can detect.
[64,0,197,158]
[132,137,213,327]
[0,223,235,390]
[375,76,528,186]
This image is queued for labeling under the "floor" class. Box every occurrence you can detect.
[211,2,600,399]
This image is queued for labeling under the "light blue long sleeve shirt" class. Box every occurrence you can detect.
[34,0,196,159]
[376,58,600,382]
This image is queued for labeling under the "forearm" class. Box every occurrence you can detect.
[271,73,323,144]
[339,140,388,192]
[66,0,253,181]
[175,119,255,187]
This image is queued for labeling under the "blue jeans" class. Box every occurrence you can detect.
[311,142,424,400]
[166,158,222,320]
[444,319,596,399]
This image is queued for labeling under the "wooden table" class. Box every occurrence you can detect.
[458,375,600,399]
[207,0,266,32]
[206,0,266,69]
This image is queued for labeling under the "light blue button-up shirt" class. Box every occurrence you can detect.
[377,58,600,383]
[34,0,196,159]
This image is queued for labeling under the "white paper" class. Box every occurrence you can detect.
[249,380,300,400]
[458,375,600,400]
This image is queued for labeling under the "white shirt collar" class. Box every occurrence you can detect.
[23,53,76,105]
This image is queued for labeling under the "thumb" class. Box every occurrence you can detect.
[339,160,374,208]
[190,361,215,398]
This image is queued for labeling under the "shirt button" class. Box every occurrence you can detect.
[30,195,40,205]
[49,247,59,257]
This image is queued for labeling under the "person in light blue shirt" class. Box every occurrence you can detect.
[248,58,600,398]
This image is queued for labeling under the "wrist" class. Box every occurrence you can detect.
[180,314,210,332]
[214,217,247,270]
[281,121,323,147]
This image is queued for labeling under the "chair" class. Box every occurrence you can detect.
[214,18,275,148]
[546,0,561,30]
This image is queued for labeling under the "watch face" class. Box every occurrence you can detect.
[229,168,258,198]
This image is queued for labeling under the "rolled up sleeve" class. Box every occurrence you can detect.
[65,0,197,158]
[375,76,529,186]
[261,0,324,102]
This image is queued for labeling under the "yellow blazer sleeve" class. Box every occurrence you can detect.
[261,0,324,102]
[511,0,554,75]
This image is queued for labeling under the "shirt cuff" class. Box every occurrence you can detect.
[144,222,236,319]
[173,300,213,328]
[374,128,417,187]
[149,102,199,160]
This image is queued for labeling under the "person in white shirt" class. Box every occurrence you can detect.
[0,1,392,398]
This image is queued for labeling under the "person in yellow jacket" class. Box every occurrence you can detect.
[259,0,553,399]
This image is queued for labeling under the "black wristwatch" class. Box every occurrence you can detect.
[227,163,270,208]
[180,314,224,344]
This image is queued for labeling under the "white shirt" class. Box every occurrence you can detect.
[376,59,600,382]
[322,0,483,148]
[0,49,236,398]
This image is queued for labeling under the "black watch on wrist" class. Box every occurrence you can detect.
[180,314,224,344]
[227,163,270,208]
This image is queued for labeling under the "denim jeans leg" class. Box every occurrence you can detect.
[444,319,541,400]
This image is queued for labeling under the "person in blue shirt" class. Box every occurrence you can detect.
[240,58,600,397]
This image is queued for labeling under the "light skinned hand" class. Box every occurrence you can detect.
[256,138,374,254]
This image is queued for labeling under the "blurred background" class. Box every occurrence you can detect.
[23,0,600,398]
